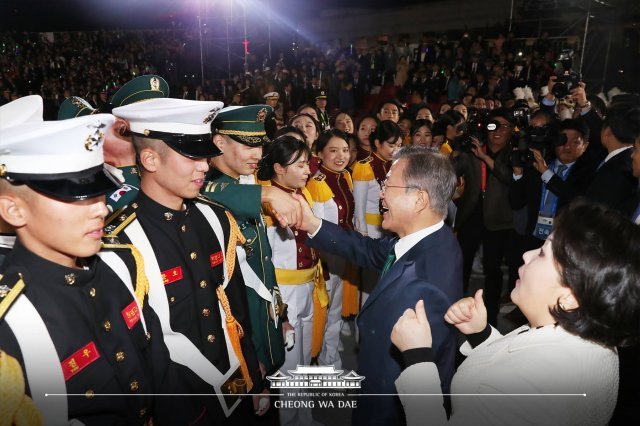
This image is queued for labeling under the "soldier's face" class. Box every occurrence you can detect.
[10,189,108,267]
[277,152,310,189]
[153,148,209,205]
[215,137,263,178]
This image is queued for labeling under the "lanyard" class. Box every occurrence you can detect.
[538,161,571,215]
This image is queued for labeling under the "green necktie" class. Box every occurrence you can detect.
[380,248,397,277]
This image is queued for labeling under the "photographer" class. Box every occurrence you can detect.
[541,56,606,165]
[510,119,596,251]
[453,108,515,326]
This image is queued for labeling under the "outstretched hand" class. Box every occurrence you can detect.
[444,289,488,335]
[391,300,432,352]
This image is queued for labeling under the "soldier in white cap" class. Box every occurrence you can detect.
[0,114,187,424]
[105,98,270,423]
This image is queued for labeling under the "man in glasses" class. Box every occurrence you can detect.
[453,107,516,327]
[292,146,462,426]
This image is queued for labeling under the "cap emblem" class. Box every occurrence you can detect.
[84,122,106,151]
[256,107,268,123]
[71,97,84,108]
[203,106,222,124]
[150,77,160,91]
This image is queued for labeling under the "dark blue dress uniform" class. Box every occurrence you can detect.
[105,192,263,422]
[0,241,177,425]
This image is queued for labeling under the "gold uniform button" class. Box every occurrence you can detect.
[294,231,299,236]
[139,407,147,417]
[298,248,303,253]
[199,280,207,289]
[85,389,95,399]
[181,225,186,232]
[119,214,127,222]
[146,332,152,341]
[202,308,211,317]
[338,205,343,210]
[89,288,96,298]
[190,251,197,260]
[115,351,126,362]
[207,334,215,342]
[64,273,76,285]
[298,262,303,268]
[131,202,138,209]
[169,296,176,303]
[130,380,139,392]
[164,212,173,221]
[103,321,111,332]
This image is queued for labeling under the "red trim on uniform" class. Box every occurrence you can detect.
[61,342,100,381]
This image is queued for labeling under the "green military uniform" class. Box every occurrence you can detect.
[204,105,285,374]
[57,75,169,212]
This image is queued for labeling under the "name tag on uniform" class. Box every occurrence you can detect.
[121,300,141,329]
[533,215,554,240]
[210,251,223,268]
[61,342,100,381]
[161,266,183,285]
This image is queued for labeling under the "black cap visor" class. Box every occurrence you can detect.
[133,130,221,158]
[23,165,121,201]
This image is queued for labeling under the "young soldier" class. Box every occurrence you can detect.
[107,98,269,422]
[0,115,183,424]
[206,105,287,377]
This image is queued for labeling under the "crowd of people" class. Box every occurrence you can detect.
[0,22,640,426]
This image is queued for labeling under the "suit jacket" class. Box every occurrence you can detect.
[509,157,596,236]
[454,148,514,232]
[396,325,618,426]
[586,148,638,216]
[308,221,463,426]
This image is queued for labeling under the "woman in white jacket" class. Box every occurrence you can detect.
[391,200,640,426]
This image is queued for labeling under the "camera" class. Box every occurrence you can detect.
[509,124,567,168]
[552,49,581,99]
[512,99,530,129]
[452,109,490,151]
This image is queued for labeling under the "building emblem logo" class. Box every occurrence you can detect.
[266,365,364,389]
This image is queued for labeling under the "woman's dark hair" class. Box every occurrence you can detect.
[315,128,349,154]
[296,103,319,116]
[369,120,402,152]
[274,125,306,142]
[551,198,640,348]
[488,107,515,124]
[257,135,311,181]
[410,119,433,136]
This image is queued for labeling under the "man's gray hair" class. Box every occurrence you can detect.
[393,145,457,217]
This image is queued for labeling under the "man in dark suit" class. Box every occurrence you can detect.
[294,147,463,426]
[510,119,597,249]
[585,102,639,215]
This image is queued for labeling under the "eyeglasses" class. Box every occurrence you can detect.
[380,179,419,194]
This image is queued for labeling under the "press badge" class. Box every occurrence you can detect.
[534,215,554,240]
